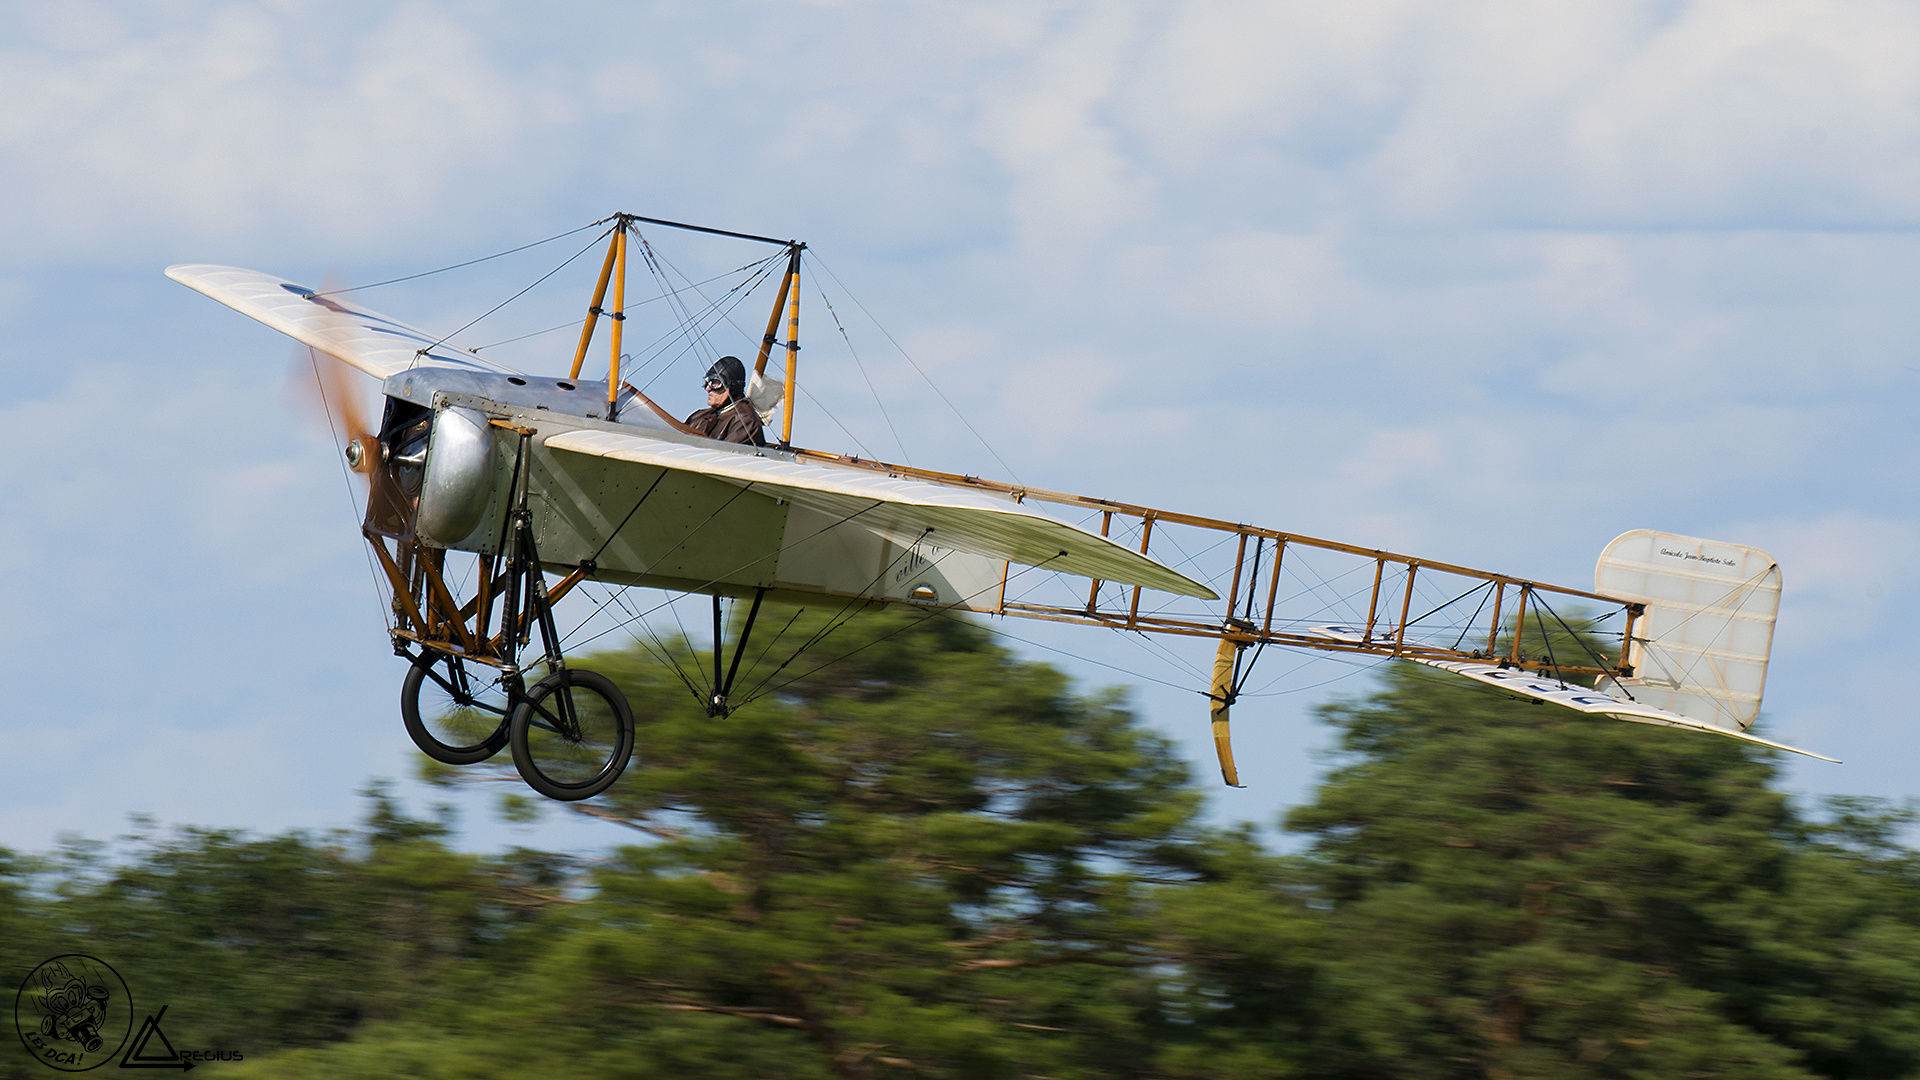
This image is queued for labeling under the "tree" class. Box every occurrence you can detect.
[1285,661,1920,1080]
[12,788,547,1064]
[243,604,1263,1079]
[15,608,1914,1080]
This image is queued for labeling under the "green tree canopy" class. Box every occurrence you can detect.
[1287,662,1920,1080]
[8,607,1916,1080]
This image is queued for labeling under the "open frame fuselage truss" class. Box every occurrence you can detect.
[357,214,1649,793]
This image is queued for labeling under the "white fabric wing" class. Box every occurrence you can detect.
[166,265,520,380]
[545,429,1219,600]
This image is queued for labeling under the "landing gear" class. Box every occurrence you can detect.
[509,668,635,800]
[371,423,635,800]
[401,652,512,765]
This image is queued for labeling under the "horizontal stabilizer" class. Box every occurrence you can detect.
[1308,625,1835,762]
[546,429,1218,599]
[166,265,518,381]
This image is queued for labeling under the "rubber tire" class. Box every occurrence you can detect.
[509,668,635,801]
[401,655,511,765]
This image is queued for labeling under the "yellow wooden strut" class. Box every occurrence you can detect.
[754,249,797,379]
[568,231,621,380]
[608,226,628,414]
[780,261,800,446]
[1209,637,1245,787]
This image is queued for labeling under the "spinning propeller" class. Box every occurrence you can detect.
[284,273,381,480]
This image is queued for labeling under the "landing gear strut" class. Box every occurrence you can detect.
[707,588,767,718]
[373,425,635,801]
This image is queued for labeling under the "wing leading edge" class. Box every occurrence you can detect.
[165,265,519,381]
[544,429,1220,600]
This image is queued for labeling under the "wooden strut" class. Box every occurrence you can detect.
[780,256,800,446]
[1487,581,1506,656]
[608,225,628,417]
[1225,532,1248,623]
[755,247,800,378]
[371,424,600,671]
[1362,558,1385,643]
[367,533,430,641]
[1392,563,1418,657]
[568,231,621,380]
[1086,511,1112,613]
[1262,540,1285,636]
[1127,514,1155,629]
[1511,585,1532,664]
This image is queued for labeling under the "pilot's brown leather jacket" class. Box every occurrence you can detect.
[683,398,766,447]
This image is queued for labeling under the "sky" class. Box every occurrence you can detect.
[2,0,1917,856]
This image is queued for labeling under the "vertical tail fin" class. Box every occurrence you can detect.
[1594,530,1781,735]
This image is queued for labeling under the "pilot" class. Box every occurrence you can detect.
[682,356,766,446]
[622,355,767,447]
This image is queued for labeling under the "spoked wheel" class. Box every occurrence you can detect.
[509,668,635,801]
[401,653,512,765]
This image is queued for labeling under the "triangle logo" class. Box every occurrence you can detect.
[120,1005,193,1070]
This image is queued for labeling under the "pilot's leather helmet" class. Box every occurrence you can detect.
[704,356,746,402]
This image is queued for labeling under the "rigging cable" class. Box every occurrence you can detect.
[312,219,611,297]
[306,345,395,636]
[1448,582,1497,652]
[470,261,779,353]
[810,251,1024,485]
[627,252,787,390]
[730,554,1067,707]
[815,279,910,464]
[631,242,884,459]
[728,532,941,704]
[416,227,616,358]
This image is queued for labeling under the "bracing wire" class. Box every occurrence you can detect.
[726,532,940,704]
[814,280,910,464]
[307,346,393,634]
[310,219,611,297]
[471,262,777,353]
[418,228,615,356]
[629,250,787,391]
[730,554,1068,708]
[809,251,1024,485]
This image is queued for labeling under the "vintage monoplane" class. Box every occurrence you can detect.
[169,213,1831,801]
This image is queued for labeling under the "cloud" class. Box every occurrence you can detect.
[1355,0,1920,227]
[0,1,559,259]
[1727,510,1920,642]
[5,0,1920,852]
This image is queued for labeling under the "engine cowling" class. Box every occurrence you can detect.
[417,406,498,545]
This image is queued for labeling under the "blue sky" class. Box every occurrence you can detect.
[3,0,1916,854]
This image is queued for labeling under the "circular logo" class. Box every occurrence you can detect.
[14,955,131,1072]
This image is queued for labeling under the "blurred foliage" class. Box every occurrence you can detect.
[3,604,1916,1079]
